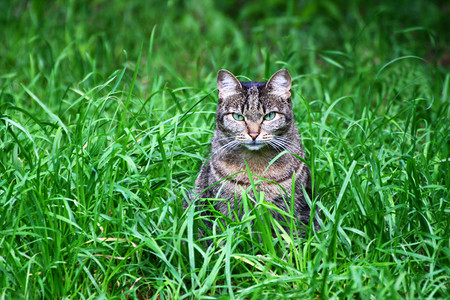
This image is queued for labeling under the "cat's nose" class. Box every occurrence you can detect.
[248,131,260,140]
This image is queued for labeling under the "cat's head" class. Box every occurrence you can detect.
[215,69,296,151]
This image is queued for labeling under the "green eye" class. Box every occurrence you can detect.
[232,113,244,121]
[264,112,276,121]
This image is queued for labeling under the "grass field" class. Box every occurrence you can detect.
[1,0,449,298]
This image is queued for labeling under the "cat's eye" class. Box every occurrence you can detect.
[232,113,244,121]
[264,112,276,121]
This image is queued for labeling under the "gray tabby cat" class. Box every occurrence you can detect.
[193,69,318,236]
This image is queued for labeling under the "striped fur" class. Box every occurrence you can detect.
[193,69,318,236]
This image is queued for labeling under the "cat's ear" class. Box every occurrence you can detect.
[266,69,291,98]
[217,69,243,99]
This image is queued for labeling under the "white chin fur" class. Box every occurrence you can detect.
[244,143,265,151]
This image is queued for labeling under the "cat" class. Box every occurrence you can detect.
[191,69,318,238]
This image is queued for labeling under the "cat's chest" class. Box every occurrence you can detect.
[211,155,301,185]
[210,166,297,202]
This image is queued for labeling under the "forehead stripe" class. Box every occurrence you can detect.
[247,86,259,111]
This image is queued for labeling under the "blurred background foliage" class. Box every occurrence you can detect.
[2,0,448,89]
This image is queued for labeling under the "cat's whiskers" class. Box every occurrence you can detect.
[273,139,292,150]
[211,139,240,157]
[275,135,301,146]
[211,140,237,156]
[270,140,290,152]
[227,141,241,151]
[263,135,282,152]
[273,136,302,152]
[268,141,283,153]
[274,135,296,143]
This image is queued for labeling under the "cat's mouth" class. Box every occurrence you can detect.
[242,141,266,151]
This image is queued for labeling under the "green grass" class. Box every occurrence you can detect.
[1,0,449,298]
